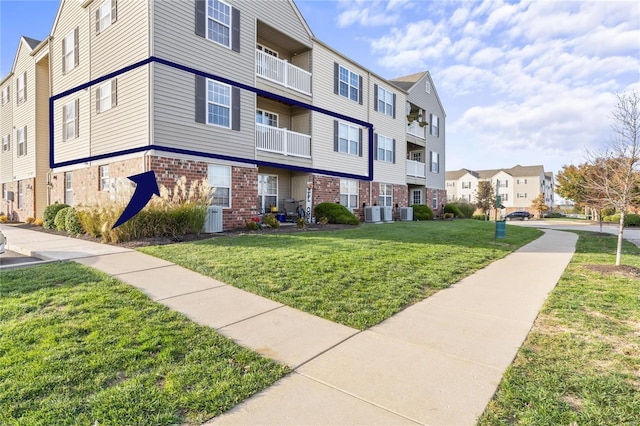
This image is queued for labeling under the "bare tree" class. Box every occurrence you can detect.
[587,91,640,266]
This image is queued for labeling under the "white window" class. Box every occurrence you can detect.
[432,191,438,209]
[65,172,73,205]
[379,183,393,207]
[410,151,422,162]
[2,134,9,152]
[207,0,231,47]
[377,135,393,162]
[256,110,278,127]
[99,165,110,191]
[207,80,230,128]
[377,86,394,116]
[425,81,431,94]
[17,181,23,209]
[517,193,527,198]
[1,86,9,105]
[517,178,528,184]
[96,0,114,34]
[502,193,509,201]
[411,189,422,205]
[16,73,25,103]
[462,181,471,189]
[339,65,360,102]
[430,114,439,137]
[2,184,6,200]
[446,182,455,187]
[17,127,26,157]
[258,174,278,213]
[208,164,231,207]
[257,44,278,57]
[430,151,439,173]
[63,30,76,73]
[63,100,77,140]
[338,122,359,155]
[340,179,358,211]
[96,79,116,113]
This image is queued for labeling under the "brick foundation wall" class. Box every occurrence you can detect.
[0,178,36,222]
[425,188,447,216]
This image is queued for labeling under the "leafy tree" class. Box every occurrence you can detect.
[475,181,495,220]
[556,164,591,209]
[531,193,549,218]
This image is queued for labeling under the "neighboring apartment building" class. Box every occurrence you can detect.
[0,0,445,228]
[446,165,554,213]
[390,71,446,215]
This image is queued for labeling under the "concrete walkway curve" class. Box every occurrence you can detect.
[1,224,578,425]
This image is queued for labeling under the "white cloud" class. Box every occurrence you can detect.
[335,0,401,27]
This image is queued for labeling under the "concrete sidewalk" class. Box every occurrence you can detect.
[1,224,578,425]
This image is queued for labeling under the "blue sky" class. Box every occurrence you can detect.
[2,0,639,178]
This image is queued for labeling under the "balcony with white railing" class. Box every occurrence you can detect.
[256,123,311,158]
[406,159,426,178]
[256,50,312,95]
[407,121,426,139]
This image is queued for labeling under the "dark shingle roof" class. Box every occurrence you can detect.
[23,36,41,50]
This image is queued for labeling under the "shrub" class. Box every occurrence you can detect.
[318,216,329,226]
[43,203,69,229]
[0,215,8,223]
[77,208,103,238]
[262,213,280,228]
[472,214,487,220]
[626,213,640,226]
[34,217,43,226]
[314,203,360,225]
[63,208,85,236]
[54,207,71,231]
[444,203,464,218]
[296,217,305,229]
[443,212,455,219]
[411,204,434,221]
[25,216,36,224]
[601,207,616,217]
[454,202,475,219]
[246,220,260,230]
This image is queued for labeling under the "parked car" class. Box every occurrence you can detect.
[0,230,5,254]
[504,211,532,221]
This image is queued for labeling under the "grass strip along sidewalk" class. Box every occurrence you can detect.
[0,263,288,425]
[141,221,543,329]
[479,231,640,425]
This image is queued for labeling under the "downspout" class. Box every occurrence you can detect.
[47,38,53,206]
[367,72,372,208]
[145,0,154,174]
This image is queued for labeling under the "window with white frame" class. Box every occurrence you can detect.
[2,134,9,152]
[462,181,471,189]
[430,114,439,137]
[432,191,438,209]
[411,189,422,205]
[256,110,278,127]
[257,44,278,57]
[425,81,431,94]
[340,179,358,211]
[63,100,77,140]
[446,181,455,187]
[410,151,422,162]
[338,65,359,102]
[517,193,527,198]
[208,164,231,207]
[2,184,6,200]
[516,178,527,184]
[99,165,110,191]
[376,135,393,162]
[17,127,26,157]
[207,79,231,128]
[65,172,73,205]
[379,183,393,207]
[16,73,25,103]
[501,193,509,201]
[17,180,23,209]
[430,151,439,173]
[258,174,278,213]
[207,0,231,47]
[96,0,116,34]
[1,86,9,105]
[377,86,394,116]
[338,122,359,155]
[63,29,76,74]
[96,79,116,113]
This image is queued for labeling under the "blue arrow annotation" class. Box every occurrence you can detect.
[111,170,160,229]
[49,56,375,182]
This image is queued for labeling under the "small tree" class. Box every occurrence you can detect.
[475,181,495,220]
[531,193,549,219]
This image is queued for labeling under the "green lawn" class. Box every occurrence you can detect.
[0,262,288,426]
[478,232,640,425]
[140,221,542,329]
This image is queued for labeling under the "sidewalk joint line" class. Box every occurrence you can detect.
[216,305,286,330]
[155,284,231,302]
[292,329,363,370]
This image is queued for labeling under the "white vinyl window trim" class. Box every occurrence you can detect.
[2,134,9,152]
[377,86,394,116]
[17,127,26,157]
[256,110,278,127]
[16,73,25,103]
[97,80,112,113]
[1,86,9,105]
[97,0,112,33]
[377,135,393,163]
[430,114,439,137]
[338,122,359,155]
[64,100,77,140]
[340,179,358,211]
[63,30,75,73]
[380,183,393,207]
[258,174,278,213]
[207,0,231,48]
[207,79,231,128]
[412,189,422,205]
[208,164,231,208]
[338,65,359,102]
[99,165,110,191]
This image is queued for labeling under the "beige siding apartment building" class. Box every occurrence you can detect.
[1,0,447,228]
[446,165,554,214]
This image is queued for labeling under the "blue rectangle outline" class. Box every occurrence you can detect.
[49,56,374,181]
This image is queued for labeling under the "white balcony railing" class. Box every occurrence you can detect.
[256,123,311,158]
[407,121,426,139]
[406,159,426,178]
[256,50,312,95]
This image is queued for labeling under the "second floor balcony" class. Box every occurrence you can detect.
[407,121,426,139]
[256,50,312,96]
[406,159,426,178]
[256,123,311,158]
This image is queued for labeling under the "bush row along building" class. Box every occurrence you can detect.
[445,165,554,213]
[0,0,446,230]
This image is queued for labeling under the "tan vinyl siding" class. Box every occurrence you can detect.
[90,65,149,156]
[12,41,37,180]
[258,165,292,211]
[252,1,312,47]
[0,79,13,182]
[152,63,255,159]
[414,74,445,191]
[35,56,51,218]
[311,112,368,177]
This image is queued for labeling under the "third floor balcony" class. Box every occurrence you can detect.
[256,49,312,95]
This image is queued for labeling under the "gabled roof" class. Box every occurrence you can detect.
[390,70,446,117]
[23,36,41,50]
[445,168,479,180]
[507,164,545,177]
[447,165,550,180]
[5,36,43,80]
